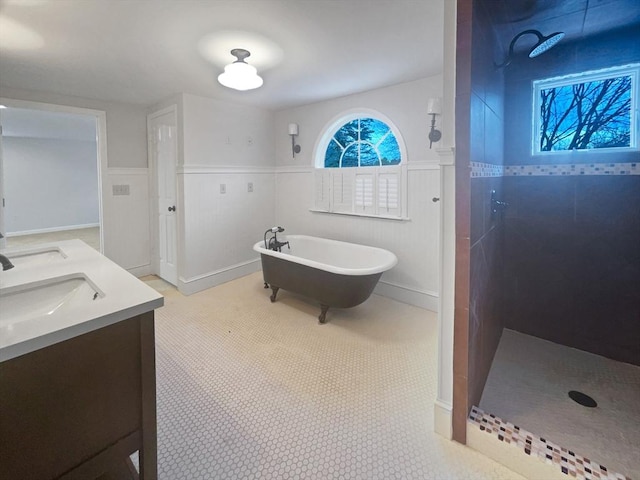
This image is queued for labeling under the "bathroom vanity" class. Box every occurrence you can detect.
[0,240,164,480]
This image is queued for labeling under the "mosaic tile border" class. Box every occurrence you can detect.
[469,406,632,480]
[471,162,639,177]
[471,162,504,177]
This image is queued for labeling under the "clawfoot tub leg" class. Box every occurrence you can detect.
[270,286,280,302]
[264,282,269,289]
[318,305,330,324]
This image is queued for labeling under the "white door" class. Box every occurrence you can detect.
[149,109,178,285]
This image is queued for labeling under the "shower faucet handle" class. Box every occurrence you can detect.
[490,189,509,217]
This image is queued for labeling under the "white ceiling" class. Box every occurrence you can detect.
[0,0,443,111]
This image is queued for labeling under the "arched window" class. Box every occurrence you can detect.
[324,117,402,167]
[313,110,407,219]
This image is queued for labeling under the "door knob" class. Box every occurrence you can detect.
[168,206,176,212]
[432,197,440,203]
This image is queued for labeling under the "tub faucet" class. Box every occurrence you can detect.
[264,226,290,252]
[268,237,290,252]
[0,232,14,271]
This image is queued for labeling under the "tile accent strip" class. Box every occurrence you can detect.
[471,162,504,177]
[468,406,632,480]
[471,162,639,177]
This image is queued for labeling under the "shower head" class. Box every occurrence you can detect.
[496,29,565,68]
[528,31,565,57]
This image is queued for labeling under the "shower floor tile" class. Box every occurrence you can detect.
[479,329,640,479]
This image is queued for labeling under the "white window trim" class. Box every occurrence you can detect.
[312,108,408,220]
[532,63,639,156]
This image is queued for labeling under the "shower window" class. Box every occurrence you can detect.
[533,63,639,154]
[313,109,407,219]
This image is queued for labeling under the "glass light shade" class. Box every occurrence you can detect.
[427,97,442,115]
[217,61,263,91]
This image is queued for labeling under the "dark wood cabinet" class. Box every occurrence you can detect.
[0,311,157,480]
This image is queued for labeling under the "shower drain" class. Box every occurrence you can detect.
[568,390,598,408]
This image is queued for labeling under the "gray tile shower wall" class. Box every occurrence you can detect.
[504,24,640,167]
[453,0,507,443]
[502,175,640,365]
[467,0,507,411]
[500,23,640,366]
[469,176,506,405]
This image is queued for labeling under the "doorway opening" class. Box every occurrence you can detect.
[0,98,107,253]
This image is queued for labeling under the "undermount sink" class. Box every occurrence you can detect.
[0,273,104,328]
[5,246,67,267]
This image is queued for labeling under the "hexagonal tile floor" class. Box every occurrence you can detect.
[147,272,523,479]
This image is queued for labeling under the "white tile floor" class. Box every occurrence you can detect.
[146,272,524,479]
[479,329,640,480]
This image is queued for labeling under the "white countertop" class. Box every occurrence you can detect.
[0,240,164,362]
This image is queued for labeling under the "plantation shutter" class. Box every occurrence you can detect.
[313,169,330,211]
[331,169,354,213]
[354,172,375,214]
[378,170,400,216]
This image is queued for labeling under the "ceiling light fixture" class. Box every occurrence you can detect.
[217,48,263,91]
[495,29,565,68]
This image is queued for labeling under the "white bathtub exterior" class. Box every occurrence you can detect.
[253,235,397,276]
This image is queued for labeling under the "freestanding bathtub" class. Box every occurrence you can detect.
[253,235,398,324]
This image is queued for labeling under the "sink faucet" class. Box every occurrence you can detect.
[0,254,13,271]
[0,232,15,270]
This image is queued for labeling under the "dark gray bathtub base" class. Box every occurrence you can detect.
[260,254,382,324]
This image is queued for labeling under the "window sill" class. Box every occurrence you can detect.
[309,208,410,222]
[532,146,639,156]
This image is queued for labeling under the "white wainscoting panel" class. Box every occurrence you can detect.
[179,169,275,293]
[274,167,440,310]
[103,168,151,273]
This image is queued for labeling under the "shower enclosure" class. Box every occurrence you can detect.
[453,0,640,478]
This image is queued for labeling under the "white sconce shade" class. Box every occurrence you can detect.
[288,123,299,135]
[427,97,442,115]
[217,48,263,91]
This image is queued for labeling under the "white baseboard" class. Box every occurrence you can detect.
[176,262,438,311]
[128,264,153,278]
[178,259,262,296]
[7,223,100,237]
[433,400,453,439]
[374,280,438,312]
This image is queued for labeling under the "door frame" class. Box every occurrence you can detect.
[147,104,179,283]
[0,97,107,253]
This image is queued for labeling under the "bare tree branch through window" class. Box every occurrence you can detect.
[534,65,638,153]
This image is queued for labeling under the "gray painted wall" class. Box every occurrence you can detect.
[3,136,99,234]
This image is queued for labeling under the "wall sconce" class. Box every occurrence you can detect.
[289,123,301,158]
[427,97,442,149]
